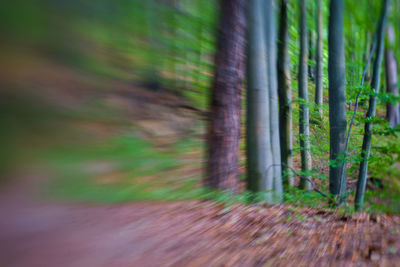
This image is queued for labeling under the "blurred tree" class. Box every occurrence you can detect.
[385,24,400,127]
[328,0,347,197]
[266,0,283,200]
[247,0,282,202]
[206,0,247,192]
[298,0,312,190]
[308,30,315,82]
[278,0,294,187]
[314,0,323,121]
[355,0,390,211]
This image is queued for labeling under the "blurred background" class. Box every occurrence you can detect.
[0,0,221,201]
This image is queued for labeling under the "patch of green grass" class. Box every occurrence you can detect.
[43,133,204,203]
[364,189,400,215]
[283,187,327,209]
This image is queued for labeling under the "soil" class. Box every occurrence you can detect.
[1,178,400,267]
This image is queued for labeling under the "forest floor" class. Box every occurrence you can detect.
[2,178,400,267]
[2,49,400,266]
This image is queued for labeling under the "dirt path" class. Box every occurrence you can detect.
[1,179,400,267]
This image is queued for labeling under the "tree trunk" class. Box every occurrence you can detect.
[385,24,400,127]
[355,0,389,211]
[206,0,247,192]
[308,31,315,82]
[328,0,347,197]
[247,0,282,202]
[363,33,373,87]
[265,0,283,199]
[278,0,294,187]
[314,0,323,121]
[298,0,312,190]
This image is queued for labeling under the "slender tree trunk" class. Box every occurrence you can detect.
[355,0,390,211]
[385,24,400,127]
[206,0,247,192]
[358,32,373,108]
[314,0,323,121]
[347,25,355,112]
[278,0,294,187]
[247,0,282,202]
[298,0,312,190]
[308,31,315,82]
[328,0,347,197]
[363,33,372,87]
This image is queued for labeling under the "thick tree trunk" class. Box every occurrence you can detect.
[385,24,400,127]
[247,0,282,202]
[206,0,247,192]
[265,0,283,198]
[278,0,294,187]
[298,0,312,190]
[314,0,323,121]
[355,0,389,211]
[328,0,347,197]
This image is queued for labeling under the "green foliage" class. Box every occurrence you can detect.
[43,133,205,203]
[283,187,327,209]
[364,189,400,214]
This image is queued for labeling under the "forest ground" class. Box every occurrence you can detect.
[2,176,400,266]
[1,49,400,266]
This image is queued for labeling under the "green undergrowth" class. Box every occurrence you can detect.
[199,186,400,216]
[42,133,204,203]
[41,129,400,215]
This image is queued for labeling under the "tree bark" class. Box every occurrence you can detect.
[206,0,247,192]
[385,24,400,127]
[278,0,294,187]
[328,0,347,197]
[265,0,283,199]
[355,0,389,211]
[314,0,323,121]
[308,31,315,82]
[247,0,282,202]
[298,0,312,190]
